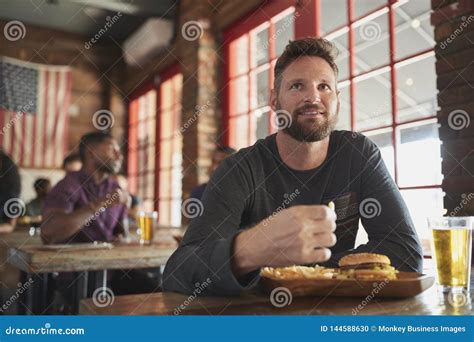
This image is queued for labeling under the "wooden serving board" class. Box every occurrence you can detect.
[260,272,435,298]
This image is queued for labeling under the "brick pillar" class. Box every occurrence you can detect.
[178,0,220,218]
[431,0,474,216]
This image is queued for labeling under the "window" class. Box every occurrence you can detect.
[128,87,157,211]
[158,71,183,227]
[225,3,297,149]
[224,0,441,241]
[321,0,441,240]
[128,68,183,227]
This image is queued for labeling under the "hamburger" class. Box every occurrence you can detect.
[338,253,398,280]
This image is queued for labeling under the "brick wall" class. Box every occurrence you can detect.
[431,0,474,216]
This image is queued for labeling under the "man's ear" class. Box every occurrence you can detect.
[270,88,277,111]
[336,88,340,114]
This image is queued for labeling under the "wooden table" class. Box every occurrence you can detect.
[7,242,177,314]
[8,243,176,273]
[80,266,474,316]
[1,231,42,260]
[0,231,42,312]
[79,287,472,316]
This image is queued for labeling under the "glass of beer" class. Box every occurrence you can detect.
[428,217,472,301]
[137,211,158,245]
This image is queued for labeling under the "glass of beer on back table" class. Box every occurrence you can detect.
[428,217,472,297]
[138,211,158,245]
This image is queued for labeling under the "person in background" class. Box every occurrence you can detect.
[190,145,236,201]
[41,132,159,311]
[42,132,128,244]
[0,150,21,233]
[26,178,51,218]
[62,153,82,173]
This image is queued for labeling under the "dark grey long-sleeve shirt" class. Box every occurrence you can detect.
[163,131,423,296]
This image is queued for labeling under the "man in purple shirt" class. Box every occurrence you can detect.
[42,132,128,244]
[41,132,159,312]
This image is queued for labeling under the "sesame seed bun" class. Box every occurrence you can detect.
[338,253,391,268]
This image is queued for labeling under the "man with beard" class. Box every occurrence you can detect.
[163,38,423,296]
[42,132,159,312]
[42,132,128,244]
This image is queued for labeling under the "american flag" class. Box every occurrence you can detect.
[0,56,72,168]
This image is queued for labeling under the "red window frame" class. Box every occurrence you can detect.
[128,82,158,210]
[128,64,182,226]
[156,65,183,226]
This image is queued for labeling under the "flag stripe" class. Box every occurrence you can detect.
[45,70,56,167]
[11,109,21,165]
[53,71,67,167]
[51,71,60,167]
[62,72,72,165]
[41,70,49,168]
[34,70,45,167]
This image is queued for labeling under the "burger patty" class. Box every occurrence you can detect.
[340,263,392,270]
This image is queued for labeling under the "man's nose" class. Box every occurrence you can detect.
[303,85,321,104]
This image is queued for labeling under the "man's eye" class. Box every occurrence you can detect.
[290,83,303,90]
[320,84,331,91]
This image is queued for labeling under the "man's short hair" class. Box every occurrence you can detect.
[274,37,339,93]
[79,132,113,162]
[33,178,50,192]
[216,145,236,156]
[62,153,81,169]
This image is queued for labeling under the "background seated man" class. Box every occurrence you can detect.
[41,132,159,312]
[0,150,21,233]
[62,153,82,174]
[163,38,423,296]
[42,132,128,244]
[190,145,236,201]
[26,178,51,218]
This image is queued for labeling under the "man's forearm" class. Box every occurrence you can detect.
[232,226,265,277]
[41,203,99,243]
